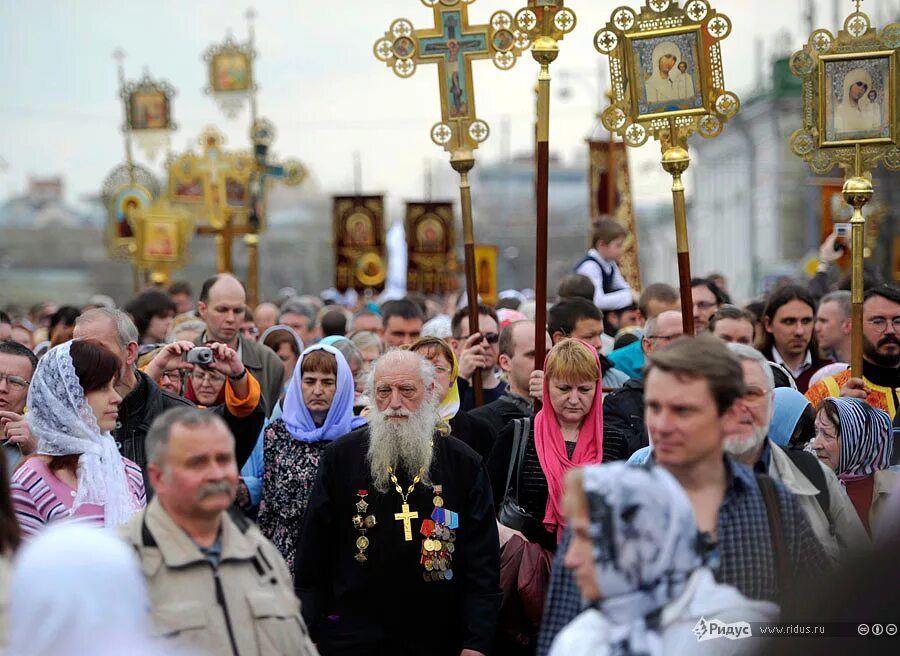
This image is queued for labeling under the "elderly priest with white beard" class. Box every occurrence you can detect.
[294,349,501,656]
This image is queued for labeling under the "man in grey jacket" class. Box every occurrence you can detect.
[196,274,284,415]
[723,342,868,563]
[122,407,317,656]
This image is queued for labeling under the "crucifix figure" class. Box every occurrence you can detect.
[375,0,524,406]
[167,127,252,273]
[394,503,419,542]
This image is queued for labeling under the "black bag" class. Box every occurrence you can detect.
[497,418,543,534]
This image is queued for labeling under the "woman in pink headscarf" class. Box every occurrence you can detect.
[487,338,605,551]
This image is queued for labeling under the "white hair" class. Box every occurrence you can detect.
[76,307,139,347]
[365,350,435,402]
[364,350,438,493]
[726,342,775,391]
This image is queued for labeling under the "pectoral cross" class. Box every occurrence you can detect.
[395,503,419,542]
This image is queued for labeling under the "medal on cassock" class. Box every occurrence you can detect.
[420,485,458,581]
[352,489,376,562]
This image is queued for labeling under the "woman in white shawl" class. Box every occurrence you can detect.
[549,463,778,656]
[834,67,878,134]
[10,341,144,538]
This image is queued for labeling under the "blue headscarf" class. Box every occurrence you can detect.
[769,388,812,447]
[319,335,348,347]
[281,343,366,443]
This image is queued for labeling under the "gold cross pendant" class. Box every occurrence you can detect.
[395,502,419,542]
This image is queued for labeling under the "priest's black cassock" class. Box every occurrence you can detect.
[294,427,501,655]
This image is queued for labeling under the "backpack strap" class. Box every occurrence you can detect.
[780,446,830,516]
[755,472,790,595]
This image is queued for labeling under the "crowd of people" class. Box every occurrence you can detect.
[0,218,898,655]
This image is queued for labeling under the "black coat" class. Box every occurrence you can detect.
[601,378,647,461]
[295,428,501,656]
[469,395,531,437]
[449,409,497,463]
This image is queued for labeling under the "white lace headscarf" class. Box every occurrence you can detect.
[27,341,139,528]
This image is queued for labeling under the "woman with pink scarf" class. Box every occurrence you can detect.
[487,338,605,551]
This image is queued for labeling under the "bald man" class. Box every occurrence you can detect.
[196,275,284,415]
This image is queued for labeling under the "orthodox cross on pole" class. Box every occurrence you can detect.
[513,0,577,375]
[375,0,525,407]
[168,127,253,274]
[245,118,308,306]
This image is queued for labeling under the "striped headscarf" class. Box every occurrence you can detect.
[824,397,892,480]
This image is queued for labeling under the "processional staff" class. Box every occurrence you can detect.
[789,0,900,376]
[374,0,526,406]
[593,0,741,335]
[512,0,577,373]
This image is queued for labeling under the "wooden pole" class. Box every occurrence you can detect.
[661,119,695,335]
[451,149,483,407]
[533,37,557,375]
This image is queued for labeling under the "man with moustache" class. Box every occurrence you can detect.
[295,350,500,656]
[807,285,900,422]
[723,343,867,564]
[122,407,317,655]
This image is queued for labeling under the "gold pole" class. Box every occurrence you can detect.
[245,233,260,307]
[450,148,483,408]
[842,146,873,378]
[216,216,233,274]
[661,119,694,335]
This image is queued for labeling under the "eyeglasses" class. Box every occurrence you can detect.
[865,317,900,333]
[464,332,499,344]
[191,370,226,384]
[694,301,718,311]
[161,369,185,383]
[0,373,30,390]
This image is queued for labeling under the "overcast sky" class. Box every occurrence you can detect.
[2,0,897,209]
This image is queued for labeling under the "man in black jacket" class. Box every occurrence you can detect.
[470,320,546,435]
[73,308,190,471]
[602,310,683,460]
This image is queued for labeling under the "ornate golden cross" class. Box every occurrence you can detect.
[374,0,526,407]
[394,503,419,542]
[374,0,524,154]
[167,127,253,273]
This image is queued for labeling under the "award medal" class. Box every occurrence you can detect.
[419,485,458,581]
[352,489,376,562]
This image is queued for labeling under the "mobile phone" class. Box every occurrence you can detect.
[834,223,850,238]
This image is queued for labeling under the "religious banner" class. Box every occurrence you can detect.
[474,244,497,306]
[204,33,256,119]
[593,0,741,335]
[101,163,160,262]
[333,195,387,293]
[789,1,900,374]
[132,201,194,285]
[405,201,458,295]
[121,70,177,160]
[588,139,641,290]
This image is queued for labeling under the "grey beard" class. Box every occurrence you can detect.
[723,424,768,458]
[366,396,438,494]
